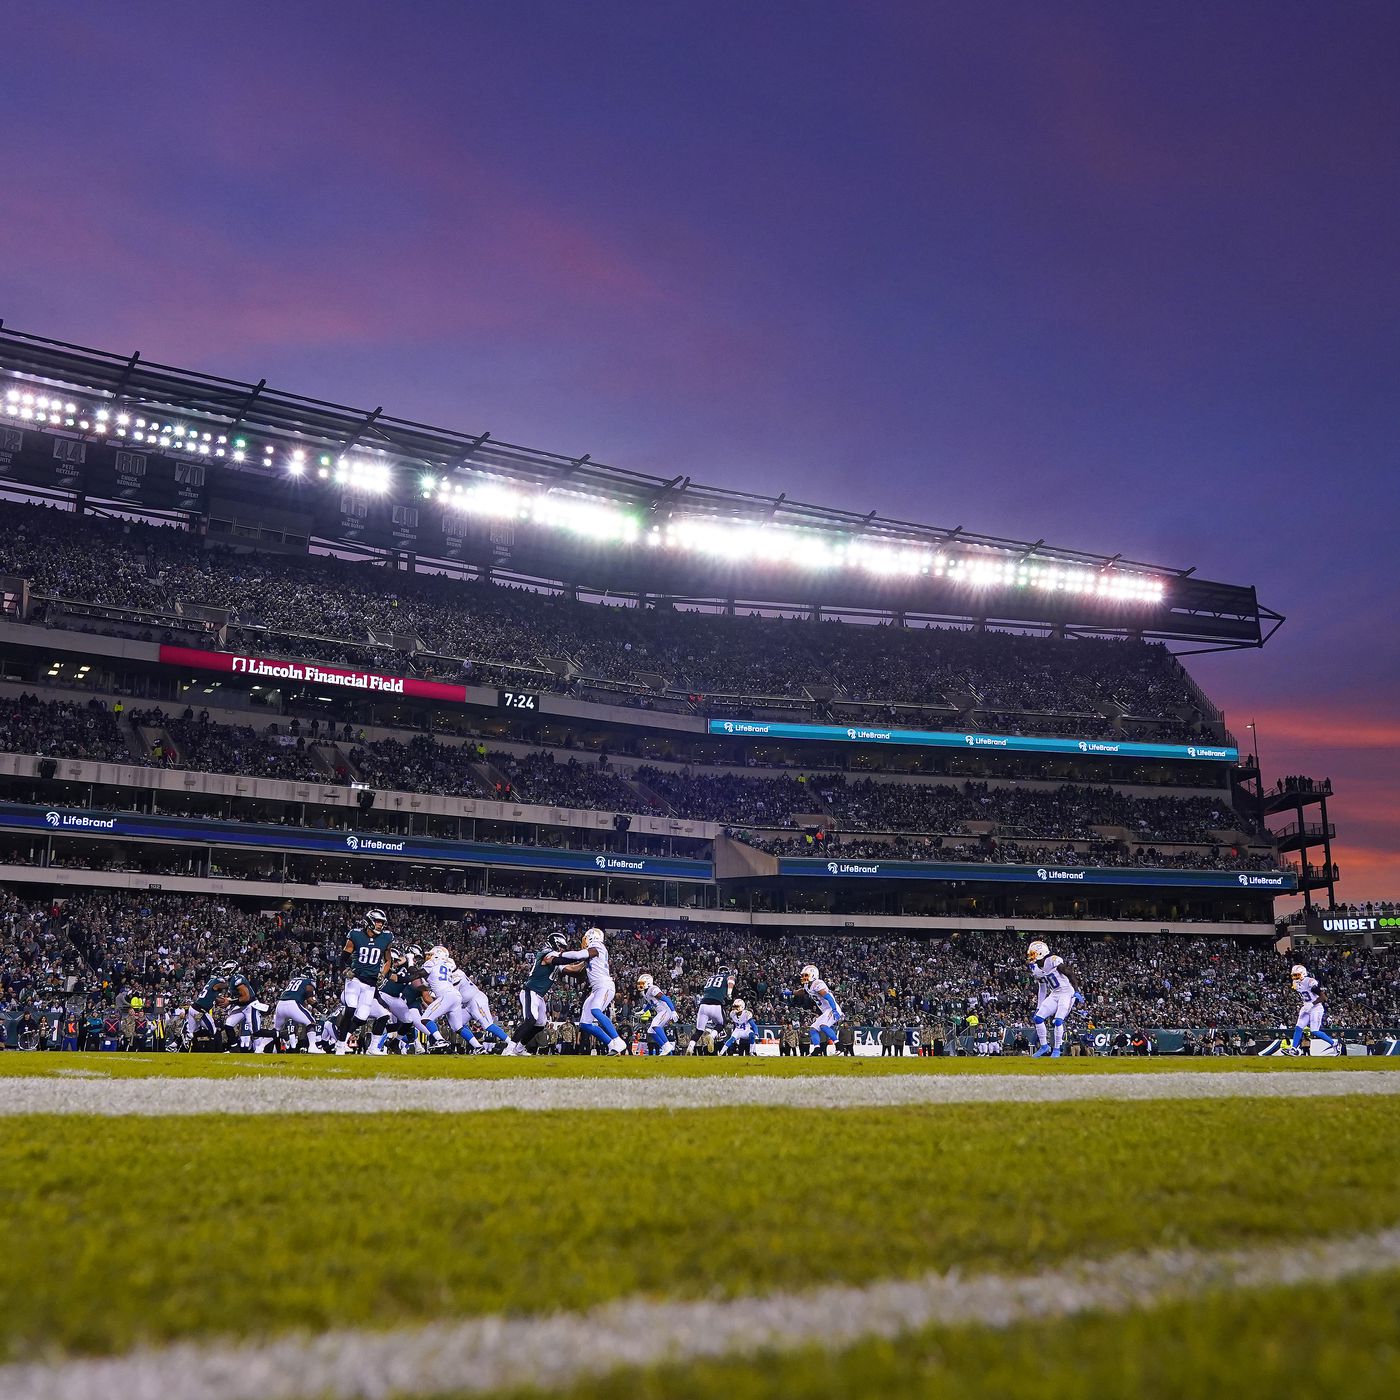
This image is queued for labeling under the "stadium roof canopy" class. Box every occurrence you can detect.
[0,325,1280,650]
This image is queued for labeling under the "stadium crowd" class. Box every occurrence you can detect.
[3,505,1223,728]
[2,888,1395,1051]
[0,694,130,764]
[0,698,1264,857]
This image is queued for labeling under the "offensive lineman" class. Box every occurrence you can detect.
[1284,964,1340,1056]
[377,945,436,1053]
[335,909,393,1055]
[185,961,233,1048]
[225,965,272,1053]
[636,973,678,1055]
[547,927,627,1054]
[503,932,571,1055]
[1026,940,1084,1059]
[799,965,843,1055]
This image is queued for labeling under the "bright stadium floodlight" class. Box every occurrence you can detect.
[333,458,391,493]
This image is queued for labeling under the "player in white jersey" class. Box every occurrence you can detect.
[637,974,679,1055]
[799,965,842,1055]
[1026,940,1083,1059]
[420,945,467,1049]
[1284,964,1340,1055]
[451,965,510,1050]
[546,927,627,1053]
[719,998,757,1056]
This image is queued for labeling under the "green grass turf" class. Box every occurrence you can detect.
[0,1049,1394,1078]
[3,1096,1400,1361]
[492,1271,1400,1400]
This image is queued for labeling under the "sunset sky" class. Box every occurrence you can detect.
[2,2,1395,901]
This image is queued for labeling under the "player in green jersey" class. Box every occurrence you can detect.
[335,909,393,1055]
[502,932,572,1055]
[273,971,323,1053]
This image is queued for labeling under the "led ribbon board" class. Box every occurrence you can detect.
[776,857,1295,891]
[158,646,472,703]
[7,803,712,881]
[708,719,1238,763]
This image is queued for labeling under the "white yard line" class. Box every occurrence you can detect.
[4,1226,1400,1400]
[0,1067,1397,1115]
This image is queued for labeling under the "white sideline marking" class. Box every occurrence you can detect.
[0,1068,1397,1115]
[5,1227,1400,1400]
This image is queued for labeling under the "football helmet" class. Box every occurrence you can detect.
[1291,964,1307,982]
[220,960,237,972]
[799,965,818,986]
[1026,940,1050,964]
[365,909,388,928]
[732,998,747,1015]
[583,927,605,949]
[548,933,570,951]
[425,945,451,963]
[637,973,655,993]
[406,944,423,962]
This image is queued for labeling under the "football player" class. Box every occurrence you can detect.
[800,965,842,1055]
[546,927,626,1054]
[503,932,571,1055]
[719,997,757,1056]
[687,966,735,1053]
[636,973,678,1055]
[377,945,435,1053]
[452,964,511,1051]
[1026,940,1083,1059]
[1284,964,1340,1056]
[334,909,393,1055]
[224,965,272,1053]
[273,969,322,1053]
[186,962,233,1049]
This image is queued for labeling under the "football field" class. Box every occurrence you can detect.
[2,1055,1398,1398]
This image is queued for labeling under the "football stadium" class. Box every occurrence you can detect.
[0,322,1396,1399]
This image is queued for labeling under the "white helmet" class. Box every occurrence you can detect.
[637,973,654,993]
[732,998,746,1015]
[1027,940,1050,964]
[1291,964,1307,980]
[800,965,818,986]
[426,945,451,964]
[583,928,605,949]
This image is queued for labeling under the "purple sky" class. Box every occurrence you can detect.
[2,2,1396,899]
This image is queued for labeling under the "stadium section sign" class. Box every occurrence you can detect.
[708,718,1237,763]
[777,856,1295,891]
[158,646,471,704]
[5,803,711,881]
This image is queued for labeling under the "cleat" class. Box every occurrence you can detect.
[1050,1047,1062,1058]
[1032,1045,1052,1058]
